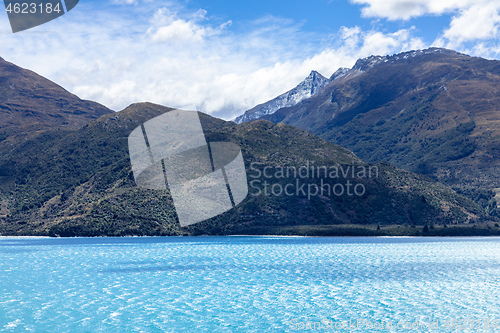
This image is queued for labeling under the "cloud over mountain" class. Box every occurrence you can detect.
[0,0,498,120]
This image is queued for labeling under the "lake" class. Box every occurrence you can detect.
[0,236,499,332]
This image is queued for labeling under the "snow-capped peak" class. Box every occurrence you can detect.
[234,70,329,124]
[233,48,459,124]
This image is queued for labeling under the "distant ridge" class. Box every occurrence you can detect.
[234,48,455,125]
[257,48,500,196]
[234,70,329,124]
[0,56,112,141]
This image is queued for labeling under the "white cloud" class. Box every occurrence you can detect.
[351,0,500,51]
[444,3,500,44]
[112,0,138,4]
[146,8,227,43]
[325,26,426,66]
[351,0,477,20]
[5,0,495,120]
[150,20,208,42]
[1,4,336,119]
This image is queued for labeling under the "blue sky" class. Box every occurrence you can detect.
[0,0,499,119]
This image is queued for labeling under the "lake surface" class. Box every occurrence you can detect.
[0,236,499,332]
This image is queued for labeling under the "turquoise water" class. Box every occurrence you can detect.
[0,237,499,332]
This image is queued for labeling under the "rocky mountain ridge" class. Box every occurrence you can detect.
[234,70,330,124]
[251,48,499,200]
[0,57,112,143]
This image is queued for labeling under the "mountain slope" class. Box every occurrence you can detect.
[0,57,112,142]
[260,48,500,193]
[234,70,329,124]
[0,57,496,237]
[0,101,493,237]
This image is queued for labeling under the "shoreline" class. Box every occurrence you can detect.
[1,224,500,239]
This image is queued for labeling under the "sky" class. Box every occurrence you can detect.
[0,0,499,120]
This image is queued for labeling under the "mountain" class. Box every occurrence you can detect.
[234,60,383,125]
[234,70,329,124]
[0,102,496,237]
[256,48,500,198]
[0,57,497,237]
[0,57,112,143]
